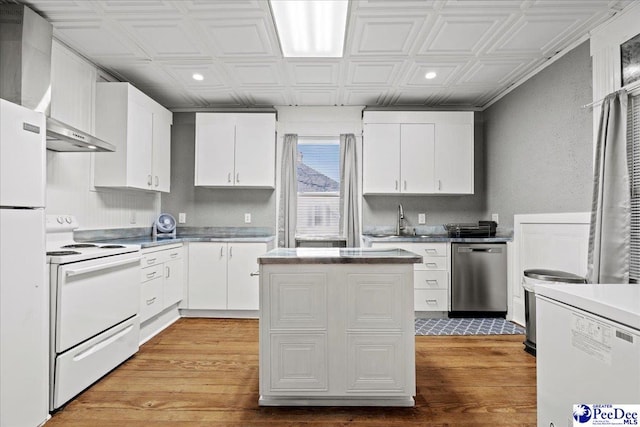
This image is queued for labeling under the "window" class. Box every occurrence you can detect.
[628,94,640,282]
[296,137,341,236]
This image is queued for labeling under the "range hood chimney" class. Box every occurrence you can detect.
[0,4,115,152]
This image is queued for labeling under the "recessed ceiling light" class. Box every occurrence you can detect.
[192,73,204,81]
[425,71,437,80]
[269,0,348,58]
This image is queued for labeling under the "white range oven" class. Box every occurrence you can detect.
[46,215,141,410]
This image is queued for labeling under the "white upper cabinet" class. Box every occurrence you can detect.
[363,111,474,195]
[50,40,96,134]
[194,113,276,188]
[94,82,173,192]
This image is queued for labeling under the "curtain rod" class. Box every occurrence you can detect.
[581,88,629,109]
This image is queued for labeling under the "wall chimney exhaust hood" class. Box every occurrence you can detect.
[0,4,115,152]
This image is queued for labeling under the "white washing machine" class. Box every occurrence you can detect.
[535,283,640,427]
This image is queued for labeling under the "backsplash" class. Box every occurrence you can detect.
[46,151,160,229]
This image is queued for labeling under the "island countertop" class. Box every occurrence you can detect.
[258,247,422,264]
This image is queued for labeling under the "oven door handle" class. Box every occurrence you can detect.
[65,258,140,277]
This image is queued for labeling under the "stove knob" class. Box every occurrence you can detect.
[57,216,64,224]
[65,216,73,224]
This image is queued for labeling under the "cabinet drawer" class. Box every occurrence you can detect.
[164,246,183,262]
[140,277,163,322]
[414,289,448,311]
[142,245,183,266]
[414,270,448,290]
[371,242,448,258]
[411,243,448,257]
[416,257,448,271]
[141,264,163,283]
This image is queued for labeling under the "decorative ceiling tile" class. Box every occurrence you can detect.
[117,20,207,58]
[163,63,227,88]
[347,61,404,85]
[401,61,463,86]
[294,90,339,106]
[225,63,283,86]
[349,16,426,56]
[196,18,278,57]
[288,63,340,86]
[420,14,507,54]
[460,60,528,85]
[53,23,144,59]
[342,89,387,106]
[115,63,179,87]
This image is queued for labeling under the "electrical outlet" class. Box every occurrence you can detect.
[418,213,426,225]
[178,213,186,224]
[492,213,499,224]
[129,212,136,224]
[244,213,251,224]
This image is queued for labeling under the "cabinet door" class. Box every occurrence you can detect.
[234,114,276,188]
[434,122,473,194]
[194,113,235,186]
[227,243,265,310]
[400,124,435,194]
[164,257,183,308]
[50,41,96,134]
[363,123,401,194]
[126,98,154,190]
[152,111,172,193]
[187,243,227,309]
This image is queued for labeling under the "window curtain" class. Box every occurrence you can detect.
[587,90,630,283]
[339,133,360,247]
[278,134,298,248]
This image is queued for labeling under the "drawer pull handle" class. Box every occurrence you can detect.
[220,247,224,258]
[425,299,438,305]
[426,280,438,286]
[146,271,156,279]
[147,175,153,186]
[155,176,159,187]
[166,266,170,278]
[146,297,156,305]
[425,262,438,268]
[250,271,260,277]
[146,258,157,265]
[228,172,232,183]
[236,172,240,183]
[425,249,437,254]
[170,252,179,258]
[395,180,398,190]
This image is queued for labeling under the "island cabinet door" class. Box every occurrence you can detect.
[260,270,329,394]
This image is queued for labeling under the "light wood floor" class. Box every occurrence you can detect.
[46,318,536,426]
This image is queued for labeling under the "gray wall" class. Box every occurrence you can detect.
[161,113,276,228]
[362,117,487,229]
[483,41,594,229]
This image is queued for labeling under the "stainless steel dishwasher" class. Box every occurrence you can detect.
[451,243,507,315]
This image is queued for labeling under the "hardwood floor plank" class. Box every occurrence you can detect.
[46,318,536,426]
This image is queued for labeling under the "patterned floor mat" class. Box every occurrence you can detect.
[415,317,525,335]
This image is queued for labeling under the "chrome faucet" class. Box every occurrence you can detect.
[397,204,405,235]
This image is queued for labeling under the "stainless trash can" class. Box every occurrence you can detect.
[522,269,586,356]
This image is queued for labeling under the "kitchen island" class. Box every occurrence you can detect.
[258,248,422,407]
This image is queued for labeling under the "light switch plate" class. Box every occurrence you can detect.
[178,213,186,223]
[129,212,136,224]
[244,213,251,224]
[418,213,426,225]
[491,213,499,224]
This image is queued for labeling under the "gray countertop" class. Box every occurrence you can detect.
[362,234,511,244]
[77,226,276,249]
[258,248,423,264]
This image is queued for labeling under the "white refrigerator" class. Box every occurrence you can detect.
[0,99,49,427]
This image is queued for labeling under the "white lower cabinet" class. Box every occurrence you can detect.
[139,244,184,322]
[260,264,415,406]
[187,242,270,311]
[371,242,450,312]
